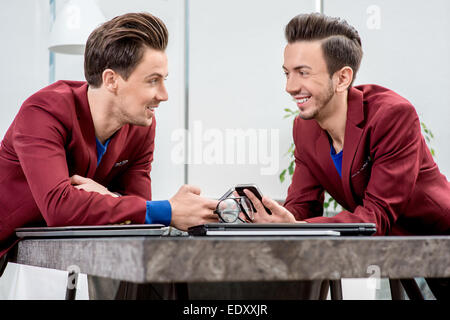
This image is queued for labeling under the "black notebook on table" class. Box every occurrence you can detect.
[188,223,376,237]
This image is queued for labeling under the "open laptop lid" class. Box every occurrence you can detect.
[15,224,166,238]
[188,223,376,236]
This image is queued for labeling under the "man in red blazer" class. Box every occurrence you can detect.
[244,13,450,237]
[0,13,218,260]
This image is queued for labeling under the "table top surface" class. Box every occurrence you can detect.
[13,235,450,283]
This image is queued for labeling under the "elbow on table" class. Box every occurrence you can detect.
[40,185,84,227]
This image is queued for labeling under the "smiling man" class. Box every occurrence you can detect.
[240,13,450,298]
[0,12,218,261]
[245,13,450,238]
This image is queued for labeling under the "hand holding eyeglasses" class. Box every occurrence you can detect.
[169,185,219,230]
[214,196,255,223]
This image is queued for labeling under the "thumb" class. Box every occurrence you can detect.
[184,184,201,195]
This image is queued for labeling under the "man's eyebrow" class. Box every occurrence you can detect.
[282,65,312,71]
[145,72,169,78]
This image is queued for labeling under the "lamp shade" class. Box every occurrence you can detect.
[49,0,106,55]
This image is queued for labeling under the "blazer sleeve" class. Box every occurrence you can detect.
[284,117,325,220]
[305,103,422,235]
[109,119,156,200]
[13,104,147,227]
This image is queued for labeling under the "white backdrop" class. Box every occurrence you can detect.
[188,0,317,200]
[325,0,450,182]
[53,0,187,201]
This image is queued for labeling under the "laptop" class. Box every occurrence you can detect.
[188,223,376,237]
[15,224,167,238]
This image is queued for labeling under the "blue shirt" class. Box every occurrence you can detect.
[95,137,171,225]
[330,145,343,178]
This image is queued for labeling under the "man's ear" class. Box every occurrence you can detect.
[334,66,353,93]
[102,69,119,92]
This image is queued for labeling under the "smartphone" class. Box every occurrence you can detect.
[234,184,272,215]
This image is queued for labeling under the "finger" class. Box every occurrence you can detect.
[204,214,220,223]
[239,211,248,222]
[232,191,239,197]
[261,196,279,211]
[70,175,88,185]
[251,211,270,223]
[204,198,219,210]
[74,185,89,192]
[70,175,81,185]
[243,189,267,214]
[200,210,219,222]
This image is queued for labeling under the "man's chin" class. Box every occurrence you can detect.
[298,112,315,120]
[132,118,153,127]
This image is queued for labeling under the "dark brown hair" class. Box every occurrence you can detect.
[84,12,168,87]
[285,13,363,87]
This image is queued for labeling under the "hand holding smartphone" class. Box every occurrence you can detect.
[234,184,272,215]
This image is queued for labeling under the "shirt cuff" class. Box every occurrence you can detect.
[145,200,172,226]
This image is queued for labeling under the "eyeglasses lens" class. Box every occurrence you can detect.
[240,197,255,221]
[217,198,240,223]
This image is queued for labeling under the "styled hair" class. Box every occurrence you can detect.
[84,12,168,87]
[285,13,363,87]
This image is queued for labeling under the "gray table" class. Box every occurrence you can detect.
[11,235,450,299]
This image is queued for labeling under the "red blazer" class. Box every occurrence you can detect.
[284,85,450,235]
[0,81,156,257]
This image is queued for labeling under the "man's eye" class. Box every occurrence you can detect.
[299,71,308,76]
[148,79,159,85]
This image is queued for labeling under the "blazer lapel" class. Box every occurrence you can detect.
[315,128,342,187]
[341,87,365,210]
[313,127,358,210]
[93,125,130,181]
[73,83,98,178]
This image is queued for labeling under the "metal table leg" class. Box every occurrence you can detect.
[330,279,343,300]
[65,269,79,300]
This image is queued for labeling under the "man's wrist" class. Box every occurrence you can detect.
[145,200,172,226]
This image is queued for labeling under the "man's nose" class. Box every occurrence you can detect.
[157,82,169,102]
[285,74,301,96]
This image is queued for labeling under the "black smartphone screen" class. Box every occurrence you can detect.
[235,184,272,215]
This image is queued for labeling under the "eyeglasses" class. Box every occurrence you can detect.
[214,197,255,223]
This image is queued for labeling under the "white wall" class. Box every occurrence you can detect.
[325,0,450,179]
[52,0,186,200]
[188,0,316,199]
[0,1,50,139]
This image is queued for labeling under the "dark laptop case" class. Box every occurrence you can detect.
[15,224,166,238]
[188,223,376,236]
